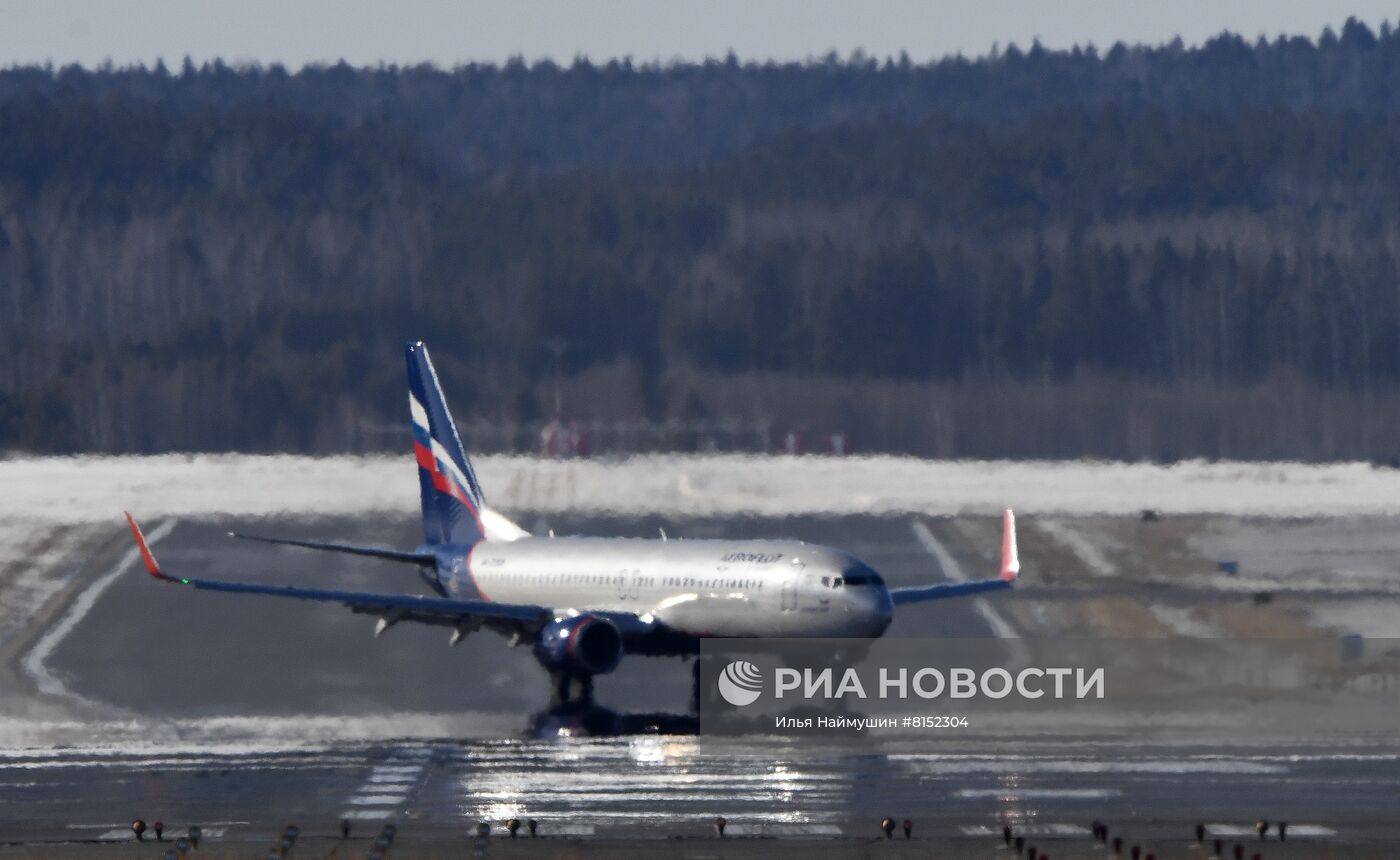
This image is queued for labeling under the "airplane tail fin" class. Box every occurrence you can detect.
[407,342,488,546]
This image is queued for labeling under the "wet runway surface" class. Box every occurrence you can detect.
[7,513,1400,846]
[6,740,1400,844]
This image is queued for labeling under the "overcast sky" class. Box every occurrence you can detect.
[2,1,1394,69]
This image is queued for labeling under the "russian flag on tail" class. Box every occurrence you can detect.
[406,342,487,546]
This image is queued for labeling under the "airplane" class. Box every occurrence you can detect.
[124,342,1022,707]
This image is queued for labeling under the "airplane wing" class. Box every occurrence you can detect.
[226,504,529,562]
[227,531,437,565]
[125,513,549,634]
[889,509,1021,606]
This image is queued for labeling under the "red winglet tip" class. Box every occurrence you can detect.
[124,512,164,579]
[999,508,1020,582]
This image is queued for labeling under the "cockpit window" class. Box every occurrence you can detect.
[841,562,885,586]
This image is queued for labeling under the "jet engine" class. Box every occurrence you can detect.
[532,615,624,676]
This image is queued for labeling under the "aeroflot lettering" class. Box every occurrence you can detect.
[721,552,784,563]
[772,667,1105,700]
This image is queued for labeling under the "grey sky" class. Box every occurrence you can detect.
[3,1,1394,69]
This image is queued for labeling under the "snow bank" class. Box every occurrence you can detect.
[3,454,1400,523]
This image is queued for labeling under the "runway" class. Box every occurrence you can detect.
[40,513,1000,719]
[6,740,1400,846]
[4,509,1400,850]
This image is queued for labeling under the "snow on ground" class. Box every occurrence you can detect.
[0,523,93,653]
[1189,516,1400,589]
[4,454,1400,525]
[1308,604,1400,638]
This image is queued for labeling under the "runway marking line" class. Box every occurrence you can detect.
[908,519,1027,665]
[1034,518,1117,578]
[1207,823,1337,838]
[95,826,226,841]
[349,794,411,805]
[68,821,246,829]
[20,519,178,702]
[341,747,429,819]
[545,824,597,836]
[727,824,844,837]
[955,788,1122,800]
[960,823,1090,838]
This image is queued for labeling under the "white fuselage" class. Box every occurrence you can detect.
[445,537,894,638]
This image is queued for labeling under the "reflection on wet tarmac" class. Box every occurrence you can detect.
[526,703,698,739]
[5,737,1400,842]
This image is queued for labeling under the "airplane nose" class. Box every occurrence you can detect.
[862,585,895,636]
[872,593,894,635]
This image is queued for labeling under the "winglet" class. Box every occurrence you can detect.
[999,508,1020,582]
[124,512,173,582]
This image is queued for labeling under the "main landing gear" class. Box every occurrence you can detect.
[528,659,703,738]
[550,671,596,708]
[547,660,701,712]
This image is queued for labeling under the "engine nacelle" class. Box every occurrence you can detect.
[532,615,624,676]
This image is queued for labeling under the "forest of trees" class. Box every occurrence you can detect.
[6,19,1400,460]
